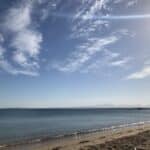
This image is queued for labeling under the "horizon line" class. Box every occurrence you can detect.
[0,106,150,109]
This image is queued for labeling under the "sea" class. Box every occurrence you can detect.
[0,108,150,144]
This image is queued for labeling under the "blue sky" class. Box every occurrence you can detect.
[0,0,150,108]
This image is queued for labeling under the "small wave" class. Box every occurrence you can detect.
[0,145,6,148]
[2,121,150,147]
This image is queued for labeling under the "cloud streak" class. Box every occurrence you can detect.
[100,14,150,20]
[52,0,138,75]
[53,36,118,72]
[127,66,150,80]
[48,12,150,20]
[0,59,38,76]
[110,57,131,67]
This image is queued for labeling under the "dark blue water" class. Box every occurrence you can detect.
[0,108,150,144]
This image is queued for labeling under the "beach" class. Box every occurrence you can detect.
[1,123,150,150]
[0,0,150,149]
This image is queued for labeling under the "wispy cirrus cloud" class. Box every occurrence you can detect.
[127,0,138,7]
[51,12,150,21]
[39,0,59,21]
[71,0,110,39]
[80,52,131,73]
[53,36,118,72]
[0,0,148,78]
[114,0,138,7]
[52,0,137,75]
[127,66,150,80]
[0,59,38,76]
[109,57,131,67]
[0,44,38,76]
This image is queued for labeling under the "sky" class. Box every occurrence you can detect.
[0,0,150,108]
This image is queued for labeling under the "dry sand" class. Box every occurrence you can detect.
[1,123,150,150]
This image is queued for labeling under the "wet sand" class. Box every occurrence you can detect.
[1,123,150,150]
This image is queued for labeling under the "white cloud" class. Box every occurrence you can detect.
[74,0,110,21]
[71,0,111,38]
[112,29,135,37]
[4,1,31,32]
[53,36,118,72]
[12,29,42,57]
[0,45,39,76]
[13,51,40,70]
[79,50,125,73]
[7,1,42,58]
[110,57,131,67]
[61,0,136,75]
[40,0,58,21]
[127,0,138,7]
[0,0,145,77]
[0,59,38,76]
[13,51,27,65]
[0,0,43,76]
[127,66,150,79]
[71,0,138,39]
[104,49,120,59]
[114,0,138,7]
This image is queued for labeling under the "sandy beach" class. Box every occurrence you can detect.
[1,123,150,150]
[0,0,150,149]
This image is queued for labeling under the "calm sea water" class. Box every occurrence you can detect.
[0,108,150,144]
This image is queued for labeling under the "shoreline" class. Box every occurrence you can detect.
[1,121,150,150]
